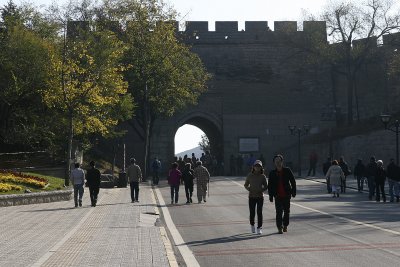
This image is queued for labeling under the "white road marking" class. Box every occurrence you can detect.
[150,187,179,267]
[154,188,200,267]
[224,177,400,236]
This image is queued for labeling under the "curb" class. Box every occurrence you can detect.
[0,189,73,207]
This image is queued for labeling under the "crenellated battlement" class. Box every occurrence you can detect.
[66,20,400,48]
[67,20,328,43]
[181,21,327,44]
[183,21,326,33]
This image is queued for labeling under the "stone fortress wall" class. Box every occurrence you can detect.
[151,20,400,173]
[67,20,400,174]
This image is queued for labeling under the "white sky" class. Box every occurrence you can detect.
[174,125,205,153]
[4,0,329,153]
[7,0,329,27]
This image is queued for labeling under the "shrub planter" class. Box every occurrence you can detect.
[0,189,73,207]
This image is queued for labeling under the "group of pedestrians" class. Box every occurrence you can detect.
[353,157,400,202]
[167,160,210,205]
[230,153,267,176]
[244,154,297,235]
[323,156,400,202]
[70,161,101,208]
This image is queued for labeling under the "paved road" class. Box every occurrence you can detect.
[156,176,400,267]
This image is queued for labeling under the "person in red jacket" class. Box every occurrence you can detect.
[268,154,296,234]
[168,162,182,205]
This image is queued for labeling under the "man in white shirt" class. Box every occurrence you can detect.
[70,163,85,207]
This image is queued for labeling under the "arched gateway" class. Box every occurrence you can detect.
[147,20,333,174]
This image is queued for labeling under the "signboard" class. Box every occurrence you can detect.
[239,138,259,152]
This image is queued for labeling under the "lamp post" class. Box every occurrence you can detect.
[288,125,310,177]
[380,114,400,165]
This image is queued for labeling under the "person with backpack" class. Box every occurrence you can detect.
[151,157,161,185]
[339,156,351,193]
[182,163,195,204]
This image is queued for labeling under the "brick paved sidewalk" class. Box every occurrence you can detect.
[0,184,172,267]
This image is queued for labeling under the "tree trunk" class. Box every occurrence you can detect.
[65,113,73,186]
[143,112,151,181]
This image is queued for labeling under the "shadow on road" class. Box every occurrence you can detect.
[180,232,274,247]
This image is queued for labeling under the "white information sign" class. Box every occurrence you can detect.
[239,138,259,152]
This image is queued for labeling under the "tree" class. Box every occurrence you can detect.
[0,1,59,150]
[98,0,210,178]
[42,26,134,185]
[307,0,400,125]
[198,134,210,153]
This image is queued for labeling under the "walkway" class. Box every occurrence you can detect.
[0,184,174,267]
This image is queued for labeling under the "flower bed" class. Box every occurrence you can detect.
[0,183,23,192]
[0,170,48,190]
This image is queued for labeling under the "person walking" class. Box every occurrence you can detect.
[353,159,366,192]
[151,157,161,185]
[338,156,350,193]
[168,162,182,204]
[323,157,332,193]
[387,158,400,202]
[191,153,197,165]
[307,151,318,176]
[365,157,378,200]
[375,160,387,202]
[70,162,85,208]
[325,160,344,198]
[268,154,296,234]
[194,161,210,203]
[244,160,268,235]
[182,163,195,204]
[86,161,101,207]
[127,158,142,203]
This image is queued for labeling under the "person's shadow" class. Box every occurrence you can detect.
[179,232,275,247]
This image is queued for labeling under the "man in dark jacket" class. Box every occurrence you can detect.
[268,154,296,234]
[365,156,377,200]
[338,157,350,193]
[386,159,400,202]
[353,159,366,192]
[182,163,195,204]
[323,157,332,193]
[86,161,101,207]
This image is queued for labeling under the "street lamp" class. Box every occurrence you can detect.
[288,125,310,177]
[380,114,400,165]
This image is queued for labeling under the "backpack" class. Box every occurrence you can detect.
[152,160,160,169]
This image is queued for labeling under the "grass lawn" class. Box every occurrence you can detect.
[0,172,66,195]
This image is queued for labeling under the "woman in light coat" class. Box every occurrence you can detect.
[325,160,344,198]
